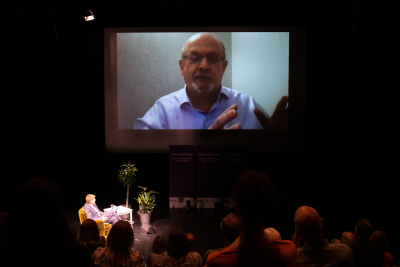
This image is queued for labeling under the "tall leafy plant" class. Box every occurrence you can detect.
[118,161,138,207]
[135,186,159,213]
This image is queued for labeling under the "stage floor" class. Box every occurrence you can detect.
[66,206,230,264]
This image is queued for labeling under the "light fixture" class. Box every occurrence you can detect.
[84,10,95,21]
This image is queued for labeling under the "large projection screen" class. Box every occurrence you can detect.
[105,27,306,153]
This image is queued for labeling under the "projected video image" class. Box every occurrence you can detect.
[117,32,289,130]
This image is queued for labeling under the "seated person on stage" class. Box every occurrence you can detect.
[84,194,127,225]
[206,170,298,267]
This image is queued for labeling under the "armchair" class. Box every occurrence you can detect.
[78,207,112,237]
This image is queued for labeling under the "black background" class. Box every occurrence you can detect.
[3,0,397,260]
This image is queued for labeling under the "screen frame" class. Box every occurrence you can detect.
[104,27,306,153]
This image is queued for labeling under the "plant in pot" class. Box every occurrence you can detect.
[117,161,138,208]
[134,186,159,225]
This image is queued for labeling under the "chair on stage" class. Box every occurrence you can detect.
[78,207,112,237]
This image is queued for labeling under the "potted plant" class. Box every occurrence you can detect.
[134,185,159,225]
[117,161,138,208]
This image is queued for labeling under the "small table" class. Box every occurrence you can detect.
[104,205,133,221]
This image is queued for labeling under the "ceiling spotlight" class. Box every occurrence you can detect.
[85,10,95,21]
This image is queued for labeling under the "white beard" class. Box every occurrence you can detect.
[191,81,214,93]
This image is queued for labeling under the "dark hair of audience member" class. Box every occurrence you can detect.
[370,230,390,252]
[356,218,373,240]
[78,219,100,247]
[5,177,82,267]
[221,213,240,244]
[152,235,167,254]
[167,228,189,259]
[232,170,279,222]
[103,220,135,267]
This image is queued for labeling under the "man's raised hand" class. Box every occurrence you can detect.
[254,96,288,130]
[208,104,241,129]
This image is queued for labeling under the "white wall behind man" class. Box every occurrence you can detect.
[231,32,289,117]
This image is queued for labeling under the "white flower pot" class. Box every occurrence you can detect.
[138,211,151,225]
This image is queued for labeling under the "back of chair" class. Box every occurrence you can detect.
[78,207,88,224]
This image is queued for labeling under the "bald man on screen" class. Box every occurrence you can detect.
[134,33,288,130]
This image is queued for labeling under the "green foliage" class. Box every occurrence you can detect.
[134,186,159,214]
[117,161,138,187]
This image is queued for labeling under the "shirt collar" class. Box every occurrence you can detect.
[179,85,230,108]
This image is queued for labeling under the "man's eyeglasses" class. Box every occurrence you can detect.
[183,53,224,64]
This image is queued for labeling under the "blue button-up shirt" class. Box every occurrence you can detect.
[133,85,269,129]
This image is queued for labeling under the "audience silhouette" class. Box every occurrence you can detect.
[78,218,105,266]
[4,177,85,267]
[93,220,145,267]
[206,170,298,267]
[5,173,396,267]
[294,206,354,267]
[349,218,385,267]
[147,235,168,266]
[161,228,202,267]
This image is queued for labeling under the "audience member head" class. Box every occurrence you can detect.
[331,238,341,244]
[5,177,79,267]
[186,233,196,251]
[369,230,389,252]
[264,227,282,241]
[232,170,279,224]
[78,219,100,245]
[86,194,95,204]
[294,206,325,247]
[220,213,240,246]
[355,218,373,241]
[167,228,189,259]
[152,235,167,254]
[341,231,356,246]
[104,220,135,267]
